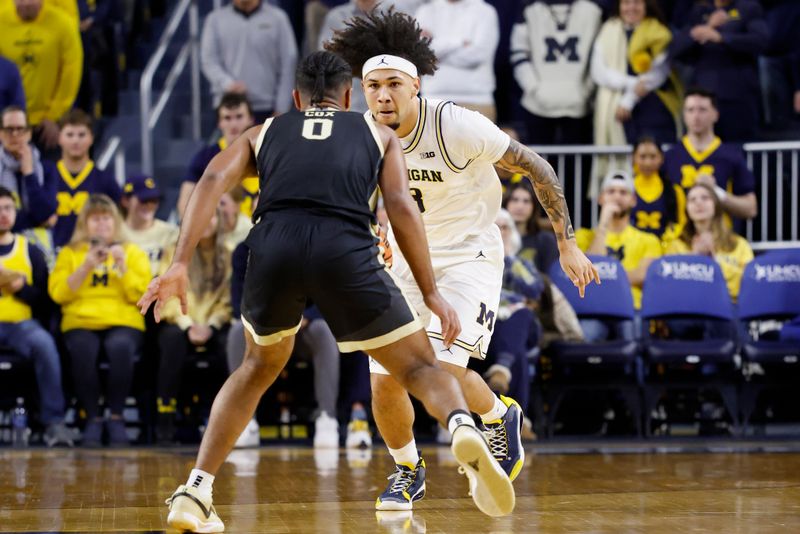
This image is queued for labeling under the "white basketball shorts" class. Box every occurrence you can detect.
[369,225,504,374]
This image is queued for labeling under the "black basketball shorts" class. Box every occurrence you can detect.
[240,213,421,352]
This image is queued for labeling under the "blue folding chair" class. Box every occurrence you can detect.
[738,250,800,431]
[640,255,739,436]
[541,256,641,437]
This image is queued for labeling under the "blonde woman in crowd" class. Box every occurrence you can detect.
[664,182,753,302]
[154,208,232,444]
[49,194,150,446]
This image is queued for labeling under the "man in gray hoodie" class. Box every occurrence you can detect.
[201,0,298,119]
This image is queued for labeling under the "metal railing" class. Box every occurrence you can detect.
[96,136,126,187]
[140,0,201,175]
[530,141,800,251]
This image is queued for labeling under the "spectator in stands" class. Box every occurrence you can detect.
[502,181,558,273]
[0,0,83,150]
[795,57,800,115]
[53,109,121,248]
[415,0,499,121]
[75,0,121,116]
[48,194,149,446]
[305,1,347,55]
[484,209,543,440]
[576,171,661,338]
[121,175,179,277]
[485,0,522,127]
[510,0,602,144]
[0,106,58,233]
[155,209,232,444]
[0,186,73,447]
[178,93,257,219]
[592,0,682,147]
[200,0,298,120]
[670,0,768,142]
[664,182,753,302]
[629,136,685,242]
[0,56,25,111]
[219,190,252,251]
[663,88,757,221]
[760,0,800,132]
[317,0,380,113]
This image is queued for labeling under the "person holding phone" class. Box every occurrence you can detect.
[48,194,150,447]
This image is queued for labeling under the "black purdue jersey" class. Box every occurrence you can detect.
[252,108,384,227]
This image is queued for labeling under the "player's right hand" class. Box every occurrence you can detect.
[424,291,461,348]
[137,263,189,322]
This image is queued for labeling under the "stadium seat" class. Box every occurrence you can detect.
[541,256,642,437]
[737,250,800,431]
[640,255,740,436]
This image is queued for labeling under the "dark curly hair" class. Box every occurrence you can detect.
[295,51,353,105]
[323,8,438,79]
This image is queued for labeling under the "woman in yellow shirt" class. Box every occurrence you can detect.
[155,209,232,444]
[664,183,753,302]
[49,194,150,446]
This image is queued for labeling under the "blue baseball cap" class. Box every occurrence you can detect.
[123,174,161,201]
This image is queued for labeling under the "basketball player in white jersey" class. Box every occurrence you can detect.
[326,9,599,510]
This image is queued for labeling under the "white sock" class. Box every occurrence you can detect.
[479,396,508,424]
[447,410,476,435]
[388,440,420,468]
[186,469,215,500]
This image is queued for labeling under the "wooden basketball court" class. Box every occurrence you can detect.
[1,442,799,533]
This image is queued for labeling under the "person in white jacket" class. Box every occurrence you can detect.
[591,0,681,147]
[416,0,500,121]
[510,0,601,144]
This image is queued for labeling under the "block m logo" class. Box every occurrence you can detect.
[544,36,580,62]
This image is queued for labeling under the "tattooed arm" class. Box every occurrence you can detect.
[495,138,575,243]
[495,138,600,296]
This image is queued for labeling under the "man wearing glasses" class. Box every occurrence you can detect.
[0,105,58,232]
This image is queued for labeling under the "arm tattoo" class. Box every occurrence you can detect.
[496,138,575,242]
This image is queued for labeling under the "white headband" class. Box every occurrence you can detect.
[362,54,418,79]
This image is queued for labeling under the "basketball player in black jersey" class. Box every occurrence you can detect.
[138,52,515,532]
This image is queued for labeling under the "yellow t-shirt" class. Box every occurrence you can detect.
[0,4,83,124]
[0,235,33,322]
[48,242,151,332]
[576,224,662,309]
[664,234,753,302]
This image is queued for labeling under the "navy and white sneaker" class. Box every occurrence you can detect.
[482,395,525,481]
[375,458,426,511]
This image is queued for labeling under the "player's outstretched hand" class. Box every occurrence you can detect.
[137,263,189,322]
[424,291,462,348]
[559,241,600,298]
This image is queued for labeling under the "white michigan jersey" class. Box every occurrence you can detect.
[374,98,510,250]
[367,99,510,372]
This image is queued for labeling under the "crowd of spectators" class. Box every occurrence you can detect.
[0,0,798,445]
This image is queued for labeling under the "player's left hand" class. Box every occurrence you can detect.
[137,263,189,322]
[559,241,600,298]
